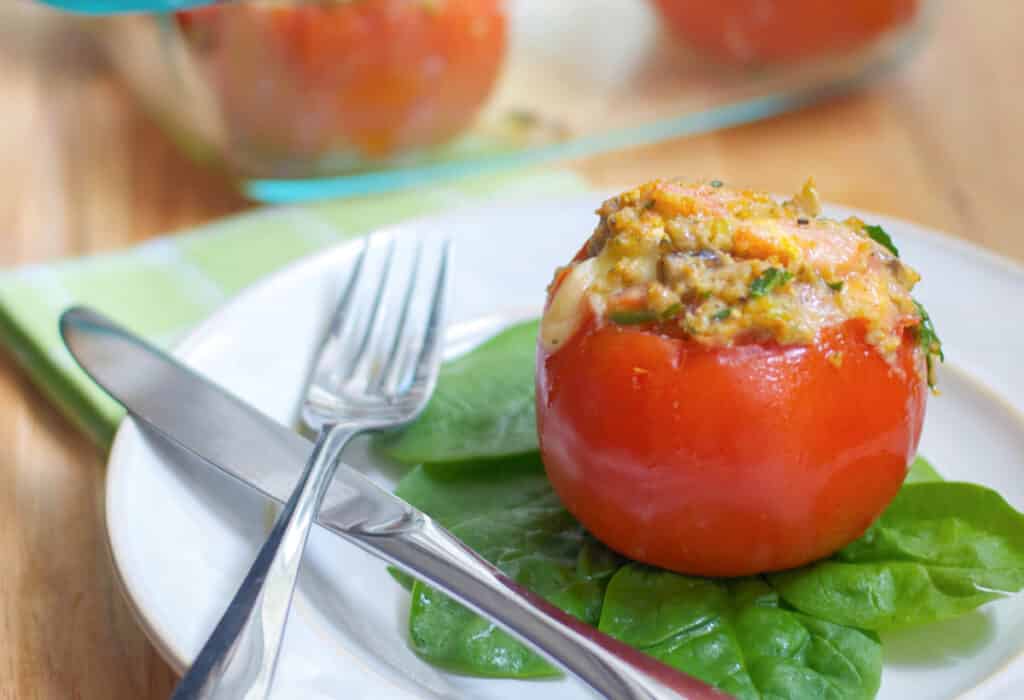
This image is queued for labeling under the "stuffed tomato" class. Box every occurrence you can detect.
[536,179,939,577]
[175,0,506,170]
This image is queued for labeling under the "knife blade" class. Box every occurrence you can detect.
[60,305,528,513]
[60,305,725,700]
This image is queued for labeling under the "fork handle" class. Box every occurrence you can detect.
[171,424,358,700]
[339,516,729,700]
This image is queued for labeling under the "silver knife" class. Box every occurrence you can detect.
[60,306,726,700]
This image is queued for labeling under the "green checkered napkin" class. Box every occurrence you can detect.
[0,171,587,448]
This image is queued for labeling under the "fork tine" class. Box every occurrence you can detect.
[369,237,423,394]
[303,241,374,420]
[399,237,451,400]
[305,233,449,428]
[329,241,368,336]
[337,234,398,381]
[313,240,368,388]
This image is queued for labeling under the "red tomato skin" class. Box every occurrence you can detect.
[652,0,920,64]
[536,318,926,577]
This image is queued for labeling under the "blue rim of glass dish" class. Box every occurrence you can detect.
[41,0,210,11]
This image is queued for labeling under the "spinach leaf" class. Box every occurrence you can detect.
[395,454,622,677]
[599,567,882,700]
[863,224,899,257]
[913,300,944,390]
[771,482,1024,630]
[379,320,539,464]
[906,455,942,484]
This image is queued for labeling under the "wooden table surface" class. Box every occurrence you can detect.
[1,1,1021,697]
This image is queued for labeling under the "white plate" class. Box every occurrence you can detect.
[107,193,1024,699]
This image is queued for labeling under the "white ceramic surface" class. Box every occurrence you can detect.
[106,193,1024,699]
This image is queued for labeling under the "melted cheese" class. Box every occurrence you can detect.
[540,257,598,352]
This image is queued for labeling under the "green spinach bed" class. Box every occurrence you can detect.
[376,320,1024,699]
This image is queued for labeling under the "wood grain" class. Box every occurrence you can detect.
[1,1,1021,697]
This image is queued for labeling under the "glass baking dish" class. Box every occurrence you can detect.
[85,0,939,202]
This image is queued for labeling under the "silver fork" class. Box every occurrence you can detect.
[171,232,450,700]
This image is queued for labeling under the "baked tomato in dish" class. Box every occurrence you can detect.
[651,0,920,64]
[175,0,506,170]
[536,179,939,577]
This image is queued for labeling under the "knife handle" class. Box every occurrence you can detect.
[336,514,728,700]
[172,425,357,700]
